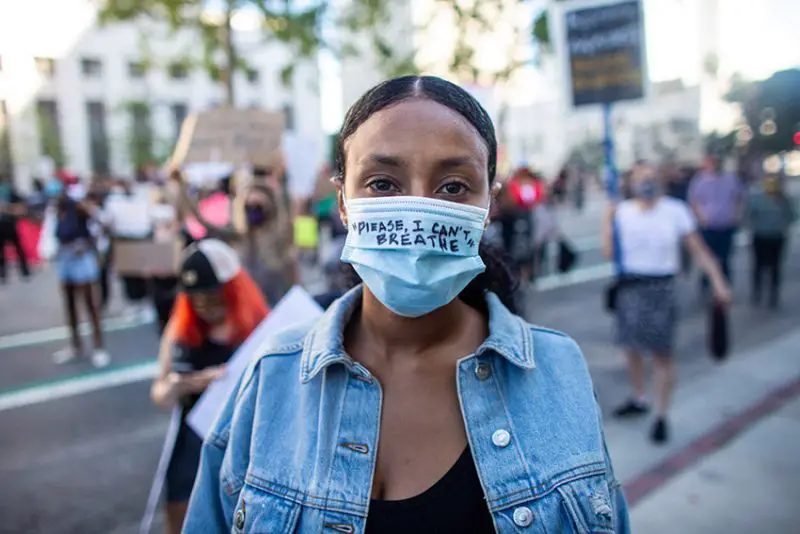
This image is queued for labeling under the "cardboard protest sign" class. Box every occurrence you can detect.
[115,239,181,276]
[170,108,285,168]
[187,286,323,439]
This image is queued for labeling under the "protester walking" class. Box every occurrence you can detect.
[604,163,731,444]
[746,175,797,308]
[689,153,744,295]
[184,75,629,534]
[0,174,31,283]
[150,239,267,534]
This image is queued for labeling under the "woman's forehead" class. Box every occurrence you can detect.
[344,99,487,164]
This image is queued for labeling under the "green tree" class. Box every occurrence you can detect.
[98,0,388,106]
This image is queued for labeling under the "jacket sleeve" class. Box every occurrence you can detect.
[598,404,631,534]
[182,364,261,533]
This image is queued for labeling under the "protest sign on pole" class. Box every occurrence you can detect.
[564,0,647,108]
[562,0,647,197]
[169,109,285,169]
[187,286,323,439]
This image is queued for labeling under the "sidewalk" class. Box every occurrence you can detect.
[605,330,800,533]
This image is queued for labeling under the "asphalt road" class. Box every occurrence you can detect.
[1,235,799,534]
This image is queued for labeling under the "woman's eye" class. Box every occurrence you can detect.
[367,179,399,194]
[439,182,467,196]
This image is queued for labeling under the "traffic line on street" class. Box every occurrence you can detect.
[0,360,158,413]
[0,314,151,352]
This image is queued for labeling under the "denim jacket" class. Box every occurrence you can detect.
[184,287,630,533]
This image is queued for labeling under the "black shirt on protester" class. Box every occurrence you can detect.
[365,447,495,534]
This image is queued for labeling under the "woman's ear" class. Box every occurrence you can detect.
[334,178,348,227]
[485,182,502,229]
[491,182,502,203]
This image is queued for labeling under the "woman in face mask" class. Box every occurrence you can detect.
[603,163,731,443]
[176,171,297,305]
[184,76,630,534]
[233,182,296,305]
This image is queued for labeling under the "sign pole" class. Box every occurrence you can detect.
[602,102,619,199]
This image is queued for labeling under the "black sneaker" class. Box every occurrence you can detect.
[651,417,669,444]
[613,399,650,418]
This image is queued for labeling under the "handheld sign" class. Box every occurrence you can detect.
[185,192,231,240]
[294,215,319,249]
[187,286,323,439]
[170,108,285,168]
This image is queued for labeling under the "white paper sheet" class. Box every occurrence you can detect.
[187,286,323,439]
[282,132,321,198]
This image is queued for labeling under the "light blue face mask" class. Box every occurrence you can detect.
[44,179,64,198]
[340,195,489,318]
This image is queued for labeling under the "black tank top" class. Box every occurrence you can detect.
[365,448,495,534]
[172,339,234,413]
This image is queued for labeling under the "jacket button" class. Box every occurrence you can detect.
[491,429,511,448]
[474,362,492,380]
[234,507,245,530]
[512,506,534,527]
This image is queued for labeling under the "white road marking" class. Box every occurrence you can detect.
[0,315,150,352]
[537,263,614,291]
[0,361,158,413]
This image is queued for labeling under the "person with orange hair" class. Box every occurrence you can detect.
[150,238,268,534]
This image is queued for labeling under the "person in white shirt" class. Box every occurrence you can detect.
[105,181,156,322]
[603,162,731,444]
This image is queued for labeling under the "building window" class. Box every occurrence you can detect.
[169,63,188,80]
[171,103,188,138]
[246,68,259,84]
[81,58,102,78]
[34,57,56,79]
[128,61,146,79]
[0,101,13,177]
[282,104,294,131]
[36,100,63,165]
[86,101,109,173]
[129,102,152,168]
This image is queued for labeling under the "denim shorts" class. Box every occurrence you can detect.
[56,245,100,284]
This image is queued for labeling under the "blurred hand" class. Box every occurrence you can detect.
[712,281,732,308]
[170,365,226,395]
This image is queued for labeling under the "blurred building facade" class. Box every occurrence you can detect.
[0,0,324,191]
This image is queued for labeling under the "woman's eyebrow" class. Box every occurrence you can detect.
[433,156,477,171]
[365,154,405,167]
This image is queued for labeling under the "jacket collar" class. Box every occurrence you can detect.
[300,285,535,383]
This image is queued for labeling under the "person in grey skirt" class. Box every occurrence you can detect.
[603,162,731,443]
